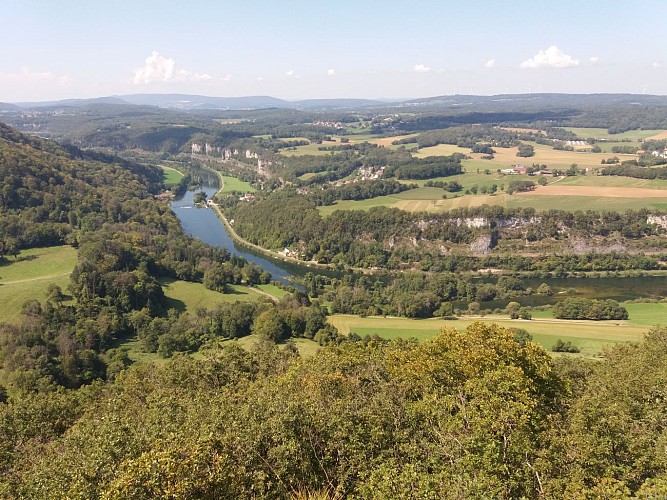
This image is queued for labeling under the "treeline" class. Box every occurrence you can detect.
[553,297,629,320]
[316,271,537,318]
[134,294,337,358]
[4,324,667,497]
[602,164,667,180]
[228,197,665,271]
[307,180,416,206]
[392,124,525,148]
[391,155,463,179]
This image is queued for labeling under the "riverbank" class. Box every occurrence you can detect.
[204,166,346,274]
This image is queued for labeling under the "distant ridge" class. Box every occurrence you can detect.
[12,94,390,111]
[0,102,20,111]
[9,92,667,112]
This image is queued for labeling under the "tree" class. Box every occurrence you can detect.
[252,309,287,342]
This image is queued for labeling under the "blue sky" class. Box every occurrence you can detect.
[2,0,666,101]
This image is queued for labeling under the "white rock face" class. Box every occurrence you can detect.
[455,217,488,228]
[647,215,667,230]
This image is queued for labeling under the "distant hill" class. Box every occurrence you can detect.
[290,98,387,110]
[0,102,19,111]
[115,93,292,110]
[14,96,127,108]
[12,94,391,111]
[12,92,667,112]
[398,93,667,109]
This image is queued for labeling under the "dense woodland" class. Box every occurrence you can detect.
[3,91,667,497]
[227,194,665,271]
[3,323,667,498]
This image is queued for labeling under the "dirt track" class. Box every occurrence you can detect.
[517,185,667,198]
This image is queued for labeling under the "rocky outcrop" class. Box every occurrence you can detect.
[470,234,493,254]
[647,215,667,231]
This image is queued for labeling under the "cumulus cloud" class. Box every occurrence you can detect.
[484,59,495,68]
[327,68,335,76]
[520,46,580,69]
[413,64,431,73]
[589,56,599,64]
[134,51,175,84]
[133,51,224,84]
[257,76,265,81]
[285,70,295,77]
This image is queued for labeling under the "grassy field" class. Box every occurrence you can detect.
[219,175,256,194]
[0,246,78,324]
[318,162,667,215]
[328,313,653,357]
[256,283,290,299]
[563,128,666,141]
[415,142,632,171]
[160,165,185,186]
[161,279,268,313]
[279,140,338,156]
[227,334,320,357]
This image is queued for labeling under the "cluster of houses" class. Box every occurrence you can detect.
[330,165,387,187]
[651,148,667,159]
[499,165,553,176]
[312,120,345,129]
[357,165,386,180]
[153,191,174,201]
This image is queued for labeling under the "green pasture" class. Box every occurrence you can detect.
[554,175,667,190]
[563,128,666,141]
[417,142,628,171]
[219,175,256,194]
[328,313,650,357]
[160,165,185,186]
[298,172,318,181]
[161,279,267,313]
[595,141,642,154]
[256,283,290,299]
[226,334,320,357]
[279,139,340,156]
[0,246,78,324]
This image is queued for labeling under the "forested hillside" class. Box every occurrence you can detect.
[0,124,302,393]
[2,323,667,498]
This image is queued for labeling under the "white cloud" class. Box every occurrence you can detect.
[520,46,580,69]
[0,66,59,83]
[285,70,295,77]
[327,68,335,76]
[414,64,431,73]
[133,51,226,85]
[589,56,599,64]
[484,59,495,68]
[134,51,175,84]
[653,62,662,69]
[257,76,264,81]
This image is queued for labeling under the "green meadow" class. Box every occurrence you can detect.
[328,307,667,357]
[563,127,666,141]
[161,279,270,313]
[219,175,256,195]
[0,246,78,324]
[160,165,185,186]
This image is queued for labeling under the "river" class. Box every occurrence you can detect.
[171,180,666,305]
[171,185,312,287]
